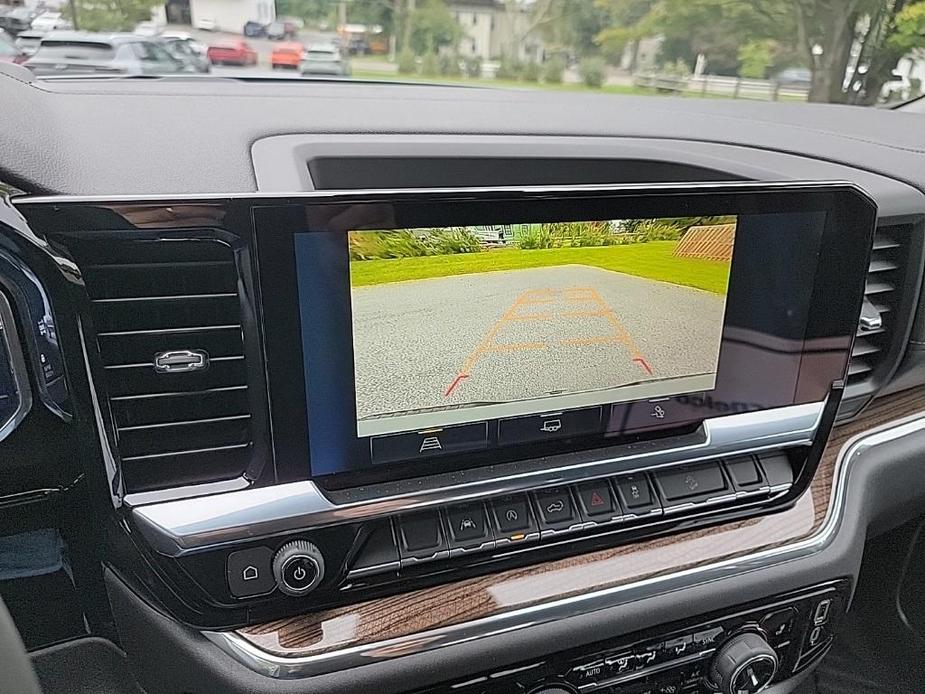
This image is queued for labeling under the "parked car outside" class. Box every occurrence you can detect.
[243,21,266,38]
[24,33,184,76]
[14,30,45,58]
[266,20,298,40]
[0,7,37,36]
[774,67,811,88]
[271,42,303,70]
[206,39,257,66]
[159,33,210,73]
[0,28,27,64]
[346,36,369,55]
[300,43,350,76]
[31,12,72,33]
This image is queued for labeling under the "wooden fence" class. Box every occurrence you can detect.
[674,223,736,261]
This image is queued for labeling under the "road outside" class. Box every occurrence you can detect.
[352,264,727,435]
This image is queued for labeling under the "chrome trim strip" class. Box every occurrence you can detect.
[130,402,825,556]
[0,292,32,444]
[78,319,123,507]
[13,180,862,206]
[200,409,925,679]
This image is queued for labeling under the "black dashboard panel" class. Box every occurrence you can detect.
[3,69,925,694]
[0,183,869,644]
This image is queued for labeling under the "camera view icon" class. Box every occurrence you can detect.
[419,436,442,453]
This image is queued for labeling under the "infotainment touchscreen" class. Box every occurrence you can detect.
[347,218,734,439]
[251,183,875,484]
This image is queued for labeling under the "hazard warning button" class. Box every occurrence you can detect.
[575,481,618,518]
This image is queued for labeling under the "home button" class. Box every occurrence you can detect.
[226,546,276,598]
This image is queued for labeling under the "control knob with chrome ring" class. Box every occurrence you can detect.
[272,540,325,596]
[708,632,778,694]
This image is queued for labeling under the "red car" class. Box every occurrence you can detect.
[206,39,257,66]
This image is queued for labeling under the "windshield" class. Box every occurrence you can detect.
[19,1,925,107]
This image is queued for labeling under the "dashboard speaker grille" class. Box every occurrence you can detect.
[69,236,253,492]
[846,224,910,388]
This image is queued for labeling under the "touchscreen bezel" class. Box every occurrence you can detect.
[253,182,875,489]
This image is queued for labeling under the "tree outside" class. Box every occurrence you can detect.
[46,0,925,105]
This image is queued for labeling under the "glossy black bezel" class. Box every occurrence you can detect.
[251,183,876,488]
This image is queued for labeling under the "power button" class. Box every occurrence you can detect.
[272,540,325,596]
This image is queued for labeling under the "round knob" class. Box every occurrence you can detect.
[526,685,575,694]
[272,540,325,596]
[708,632,778,694]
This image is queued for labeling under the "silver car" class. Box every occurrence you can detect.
[24,32,184,76]
[300,43,350,77]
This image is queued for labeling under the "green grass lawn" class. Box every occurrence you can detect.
[350,242,731,294]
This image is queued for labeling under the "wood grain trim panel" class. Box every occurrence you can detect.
[237,388,925,659]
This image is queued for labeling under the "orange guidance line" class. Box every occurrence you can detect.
[444,285,656,397]
[445,290,546,397]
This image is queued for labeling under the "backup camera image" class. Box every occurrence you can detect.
[349,217,735,437]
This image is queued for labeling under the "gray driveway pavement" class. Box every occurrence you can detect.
[351,265,727,422]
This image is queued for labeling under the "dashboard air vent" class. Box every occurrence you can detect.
[846,225,909,389]
[70,237,253,492]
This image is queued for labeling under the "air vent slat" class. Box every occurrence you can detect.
[121,446,251,492]
[846,225,911,390]
[98,327,244,365]
[92,295,241,333]
[84,264,237,299]
[97,324,242,338]
[63,235,253,492]
[118,417,252,458]
[110,386,249,427]
[868,259,899,273]
[851,338,879,357]
[105,355,244,371]
[105,353,247,397]
[92,292,237,304]
[864,281,894,295]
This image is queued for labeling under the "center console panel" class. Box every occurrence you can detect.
[10,183,875,678]
[415,580,848,694]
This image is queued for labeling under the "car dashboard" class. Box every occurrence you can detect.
[3,71,925,694]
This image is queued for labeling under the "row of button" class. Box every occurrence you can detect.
[569,627,724,689]
[370,406,604,464]
[348,453,791,575]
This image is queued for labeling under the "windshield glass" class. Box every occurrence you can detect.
[18,1,925,107]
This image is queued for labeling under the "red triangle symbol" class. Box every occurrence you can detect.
[590,491,604,506]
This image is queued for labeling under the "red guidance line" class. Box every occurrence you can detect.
[444,373,469,397]
[633,357,653,375]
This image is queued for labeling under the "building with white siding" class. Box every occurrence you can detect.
[187,0,274,33]
[449,0,542,62]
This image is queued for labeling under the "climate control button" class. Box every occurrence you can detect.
[272,540,325,596]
